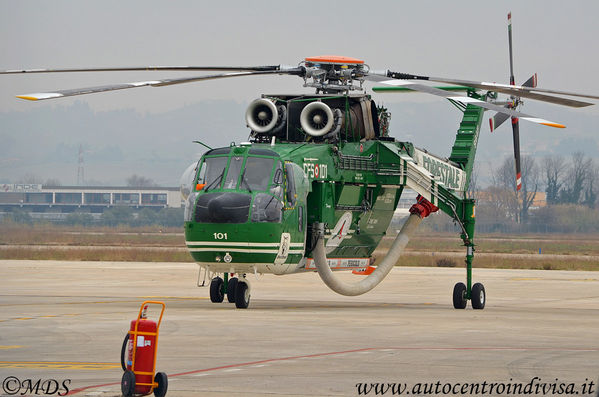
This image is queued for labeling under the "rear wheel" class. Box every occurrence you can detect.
[471,283,486,310]
[235,281,250,309]
[153,372,168,397]
[121,369,135,397]
[210,277,224,303]
[452,282,467,309]
[227,277,238,303]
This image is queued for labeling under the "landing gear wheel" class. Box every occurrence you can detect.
[121,369,135,397]
[227,277,238,303]
[209,276,224,303]
[453,282,467,309]
[471,282,486,310]
[153,371,168,397]
[235,280,250,309]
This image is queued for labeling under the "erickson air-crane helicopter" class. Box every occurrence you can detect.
[3,14,598,309]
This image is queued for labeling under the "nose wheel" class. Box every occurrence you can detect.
[209,276,224,303]
[234,279,250,309]
[209,274,250,308]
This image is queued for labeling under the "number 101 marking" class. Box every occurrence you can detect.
[213,232,228,240]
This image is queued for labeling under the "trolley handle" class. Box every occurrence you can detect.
[136,300,166,329]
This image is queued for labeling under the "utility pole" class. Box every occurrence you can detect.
[77,144,84,185]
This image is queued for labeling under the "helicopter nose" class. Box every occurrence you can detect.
[196,192,251,223]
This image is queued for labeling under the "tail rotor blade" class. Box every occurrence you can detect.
[511,117,522,191]
[522,73,537,88]
[490,111,510,132]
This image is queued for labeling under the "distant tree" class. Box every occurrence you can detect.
[6,209,32,224]
[582,164,598,209]
[44,178,62,187]
[157,208,184,227]
[559,152,592,205]
[492,155,539,223]
[17,174,43,184]
[65,212,94,226]
[466,166,479,200]
[136,208,158,226]
[126,175,156,187]
[102,207,134,226]
[542,155,565,205]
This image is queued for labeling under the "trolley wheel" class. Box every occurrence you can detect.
[471,282,486,310]
[153,372,168,397]
[209,276,224,303]
[121,369,136,397]
[227,277,238,303]
[235,281,250,309]
[452,282,467,309]
[120,333,129,371]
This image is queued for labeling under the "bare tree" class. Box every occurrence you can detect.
[466,166,478,200]
[492,155,539,223]
[44,178,62,186]
[582,162,598,208]
[560,152,592,204]
[542,155,565,205]
[17,174,43,184]
[126,174,156,187]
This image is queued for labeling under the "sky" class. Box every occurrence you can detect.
[1,0,598,185]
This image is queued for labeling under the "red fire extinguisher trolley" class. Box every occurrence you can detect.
[120,301,167,397]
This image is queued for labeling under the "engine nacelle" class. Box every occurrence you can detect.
[246,98,279,133]
[300,101,334,137]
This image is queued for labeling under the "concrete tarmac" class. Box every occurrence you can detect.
[1,260,598,396]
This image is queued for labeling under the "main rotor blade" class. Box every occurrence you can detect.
[511,117,522,191]
[377,71,597,107]
[0,65,283,74]
[424,78,596,107]
[367,76,566,128]
[15,69,303,101]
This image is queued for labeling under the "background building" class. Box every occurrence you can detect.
[0,184,181,221]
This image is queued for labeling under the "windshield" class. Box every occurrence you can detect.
[198,156,228,190]
[224,156,244,189]
[242,157,275,191]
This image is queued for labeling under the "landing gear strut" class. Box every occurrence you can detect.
[452,199,486,310]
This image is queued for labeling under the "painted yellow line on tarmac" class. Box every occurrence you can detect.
[141,296,208,300]
[0,361,120,370]
[511,277,598,282]
[566,278,598,282]
[0,345,24,349]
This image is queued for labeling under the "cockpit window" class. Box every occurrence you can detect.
[251,193,283,223]
[241,157,275,192]
[199,156,228,191]
[224,156,243,190]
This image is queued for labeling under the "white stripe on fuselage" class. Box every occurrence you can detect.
[186,241,304,247]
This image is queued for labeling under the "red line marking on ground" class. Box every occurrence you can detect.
[67,346,599,395]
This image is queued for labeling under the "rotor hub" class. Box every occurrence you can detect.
[302,55,368,94]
